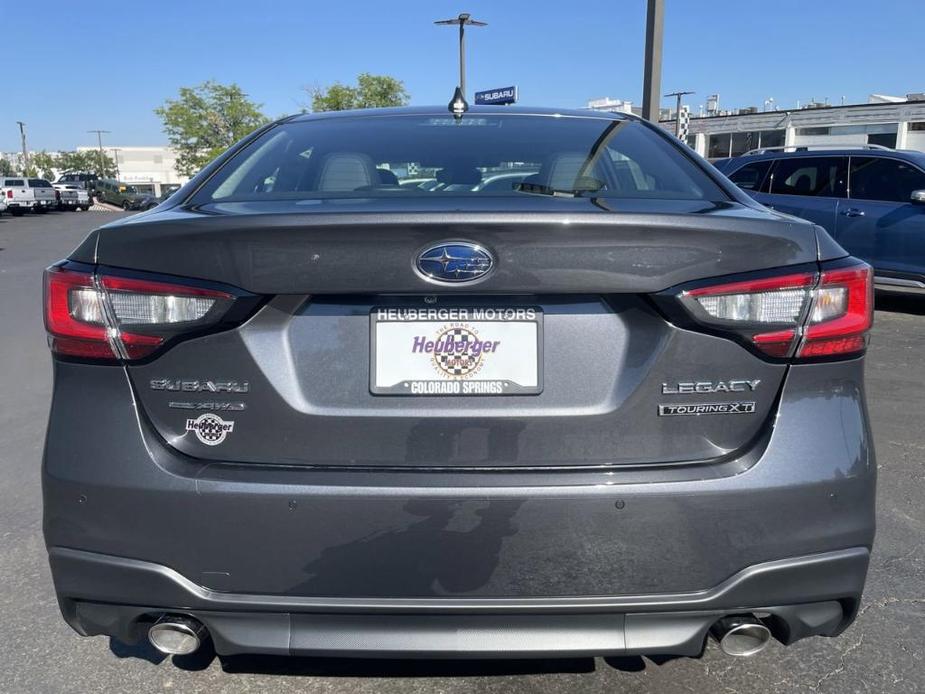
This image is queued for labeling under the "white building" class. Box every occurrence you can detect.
[656,93,925,159]
[3,145,188,195]
[586,97,636,115]
[76,146,188,195]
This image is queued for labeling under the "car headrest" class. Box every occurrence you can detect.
[541,153,590,190]
[317,153,378,191]
[794,174,812,194]
[377,168,400,185]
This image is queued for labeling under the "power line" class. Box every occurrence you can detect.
[16,121,28,173]
[88,130,111,178]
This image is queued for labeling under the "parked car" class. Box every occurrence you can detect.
[43,107,875,663]
[134,192,158,211]
[54,185,77,211]
[398,177,439,190]
[53,182,91,211]
[0,176,57,214]
[158,184,181,202]
[473,170,539,192]
[56,172,99,198]
[96,179,158,210]
[715,145,925,294]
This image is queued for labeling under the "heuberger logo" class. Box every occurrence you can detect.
[411,323,500,378]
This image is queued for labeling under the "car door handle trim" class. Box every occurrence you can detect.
[839,208,865,217]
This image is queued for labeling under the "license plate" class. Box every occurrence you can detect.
[371,307,543,395]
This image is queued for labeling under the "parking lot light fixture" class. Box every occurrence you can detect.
[434,12,487,99]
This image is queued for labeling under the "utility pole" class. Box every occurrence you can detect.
[641,0,663,122]
[665,90,695,136]
[111,149,121,179]
[16,121,29,173]
[88,130,110,177]
[434,12,487,99]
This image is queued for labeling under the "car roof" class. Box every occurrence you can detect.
[289,105,631,123]
[727,148,925,167]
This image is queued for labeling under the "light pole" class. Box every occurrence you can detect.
[16,121,29,173]
[665,90,695,137]
[88,129,110,178]
[434,12,487,99]
[641,0,663,122]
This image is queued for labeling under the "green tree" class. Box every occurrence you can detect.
[56,150,117,178]
[154,81,270,177]
[309,73,410,112]
[31,151,58,180]
[0,158,14,176]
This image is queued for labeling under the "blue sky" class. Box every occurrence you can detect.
[2,0,922,151]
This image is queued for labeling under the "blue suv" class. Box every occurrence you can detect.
[715,147,925,293]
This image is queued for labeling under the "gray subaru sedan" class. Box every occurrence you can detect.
[43,106,875,661]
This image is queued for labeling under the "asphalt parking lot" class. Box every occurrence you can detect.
[0,211,922,693]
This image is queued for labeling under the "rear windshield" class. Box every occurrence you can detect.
[29,179,52,187]
[192,114,727,205]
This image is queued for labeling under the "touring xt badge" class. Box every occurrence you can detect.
[661,379,760,394]
[659,402,757,416]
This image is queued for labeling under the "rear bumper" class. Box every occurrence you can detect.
[44,358,876,655]
[875,273,925,295]
[53,546,868,657]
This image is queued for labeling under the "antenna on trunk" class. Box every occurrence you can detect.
[448,86,469,119]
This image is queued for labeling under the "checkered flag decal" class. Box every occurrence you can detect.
[197,417,227,443]
[678,106,691,141]
[438,328,477,375]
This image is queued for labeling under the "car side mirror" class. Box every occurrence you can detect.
[911,190,925,204]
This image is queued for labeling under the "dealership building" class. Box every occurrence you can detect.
[663,94,925,159]
[588,93,925,159]
[2,146,188,196]
[76,146,188,195]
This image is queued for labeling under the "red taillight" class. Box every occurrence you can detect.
[6,190,11,199]
[798,264,873,358]
[44,266,236,361]
[677,260,873,360]
[44,268,116,359]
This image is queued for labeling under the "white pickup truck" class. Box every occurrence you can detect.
[53,182,91,211]
[0,177,58,215]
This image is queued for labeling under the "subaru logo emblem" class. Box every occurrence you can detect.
[415,242,494,284]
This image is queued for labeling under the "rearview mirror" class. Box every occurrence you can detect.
[911,190,925,204]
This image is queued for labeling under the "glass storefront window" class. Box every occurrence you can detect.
[707,133,731,159]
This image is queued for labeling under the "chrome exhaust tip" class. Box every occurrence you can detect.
[710,615,772,657]
[148,615,206,655]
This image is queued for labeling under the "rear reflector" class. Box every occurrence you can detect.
[678,260,873,360]
[44,266,235,361]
